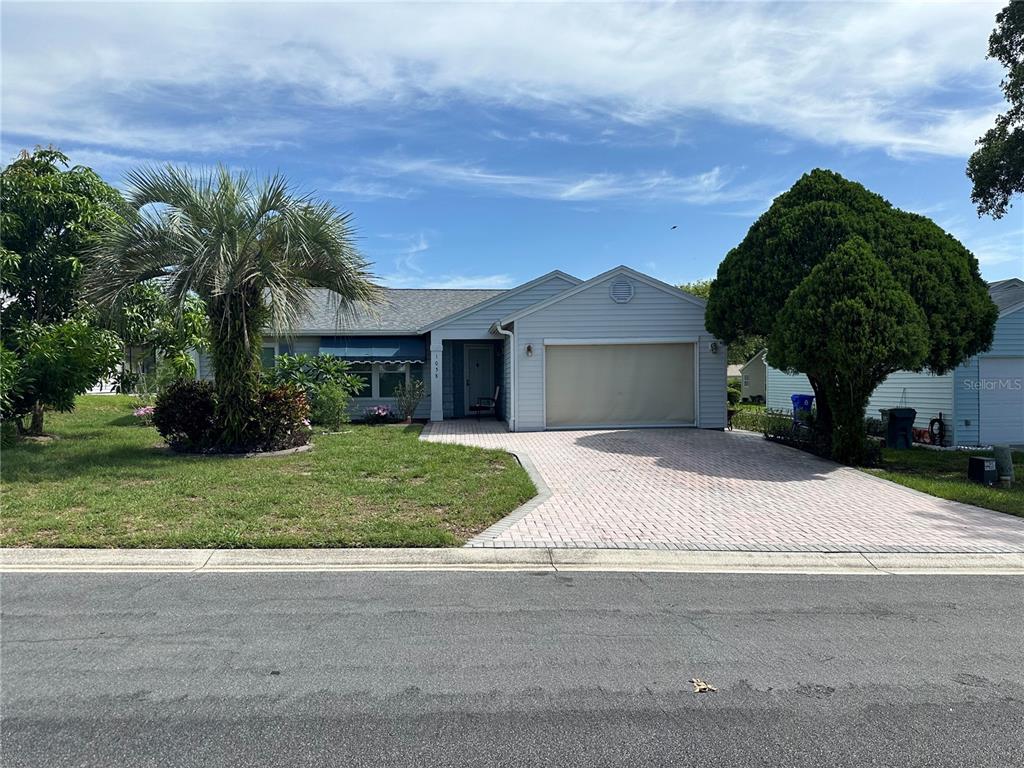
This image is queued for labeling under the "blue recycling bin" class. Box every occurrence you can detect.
[791,393,815,424]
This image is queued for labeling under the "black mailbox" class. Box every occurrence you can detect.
[967,456,997,486]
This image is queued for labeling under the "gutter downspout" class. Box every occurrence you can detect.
[494,322,516,432]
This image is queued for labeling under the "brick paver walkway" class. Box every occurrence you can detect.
[422,421,1024,552]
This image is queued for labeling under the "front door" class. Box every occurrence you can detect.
[464,344,495,416]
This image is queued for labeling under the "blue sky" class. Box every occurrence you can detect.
[2,1,1021,287]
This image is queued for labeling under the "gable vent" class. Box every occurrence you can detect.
[609,278,634,304]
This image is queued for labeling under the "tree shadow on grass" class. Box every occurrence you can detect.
[3,443,210,483]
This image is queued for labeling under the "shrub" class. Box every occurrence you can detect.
[727,382,742,406]
[153,380,311,453]
[113,369,140,395]
[155,353,197,391]
[5,319,121,434]
[247,384,311,452]
[0,346,24,420]
[365,404,393,425]
[267,354,364,398]
[393,379,426,421]
[309,382,349,430]
[153,379,218,452]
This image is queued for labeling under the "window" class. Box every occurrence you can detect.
[379,363,406,398]
[742,374,749,387]
[261,346,277,368]
[342,362,421,398]
[350,364,372,397]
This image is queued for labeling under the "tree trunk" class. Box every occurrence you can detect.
[806,375,832,440]
[28,400,45,436]
[830,401,867,465]
[208,291,266,450]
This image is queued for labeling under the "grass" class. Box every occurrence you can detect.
[865,446,1024,517]
[0,395,536,548]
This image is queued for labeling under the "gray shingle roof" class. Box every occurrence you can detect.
[988,278,1024,313]
[296,287,506,334]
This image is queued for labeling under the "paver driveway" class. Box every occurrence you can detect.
[422,421,1024,552]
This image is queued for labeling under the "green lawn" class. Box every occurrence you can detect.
[865,446,1024,517]
[1,396,536,548]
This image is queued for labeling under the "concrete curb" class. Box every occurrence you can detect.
[463,450,554,546]
[2,548,1023,574]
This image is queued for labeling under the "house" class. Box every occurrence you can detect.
[739,349,766,403]
[198,265,727,431]
[726,364,742,379]
[765,278,1024,446]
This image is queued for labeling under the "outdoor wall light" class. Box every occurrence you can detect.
[710,341,719,354]
[526,344,534,357]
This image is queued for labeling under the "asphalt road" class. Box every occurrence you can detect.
[2,571,1023,767]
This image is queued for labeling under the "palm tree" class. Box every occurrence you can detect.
[90,165,378,446]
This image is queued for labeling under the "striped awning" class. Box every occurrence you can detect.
[318,336,425,363]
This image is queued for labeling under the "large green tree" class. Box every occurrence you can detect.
[1,148,125,326]
[0,148,126,433]
[771,238,930,463]
[89,165,378,448]
[706,169,998,460]
[967,1,1024,219]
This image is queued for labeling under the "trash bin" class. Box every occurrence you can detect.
[791,394,815,425]
[884,407,916,450]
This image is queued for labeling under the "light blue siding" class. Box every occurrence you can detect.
[953,306,1024,445]
[431,275,578,337]
[511,274,726,431]
[766,365,953,433]
[502,335,512,421]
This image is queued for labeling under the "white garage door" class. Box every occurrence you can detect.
[545,343,695,428]
[979,357,1024,445]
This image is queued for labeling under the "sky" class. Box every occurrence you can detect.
[2,0,1022,288]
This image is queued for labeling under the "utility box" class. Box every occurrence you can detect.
[967,456,998,486]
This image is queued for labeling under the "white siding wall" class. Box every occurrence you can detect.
[765,366,954,432]
[511,275,726,431]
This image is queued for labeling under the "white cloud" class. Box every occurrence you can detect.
[329,177,416,201]
[370,231,517,289]
[360,156,772,204]
[962,227,1024,270]
[0,1,1005,157]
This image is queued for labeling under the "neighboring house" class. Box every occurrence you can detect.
[765,278,1024,446]
[739,349,766,403]
[726,364,742,379]
[197,265,728,431]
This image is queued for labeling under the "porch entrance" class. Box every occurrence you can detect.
[463,344,496,417]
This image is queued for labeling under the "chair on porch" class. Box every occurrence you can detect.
[468,387,500,420]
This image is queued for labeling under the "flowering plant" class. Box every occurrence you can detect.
[364,404,393,425]
[133,405,156,425]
